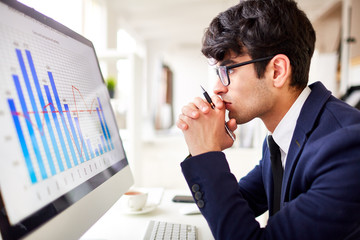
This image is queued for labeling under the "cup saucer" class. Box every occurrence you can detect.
[121,204,157,215]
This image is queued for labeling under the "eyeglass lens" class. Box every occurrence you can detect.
[215,67,229,86]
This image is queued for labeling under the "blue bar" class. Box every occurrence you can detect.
[13,75,48,180]
[74,117,90,161]
[44,85,72,169]
[86,139,95,159]
[97,98,114,149]
[95,148,99,157]
[98,143,103,155]
[18,49,56,175]
[25,50,63,173]
[100,135,107,153]
[48,72,78,166]
[8,99,37,183]
[96,107,111,151]
[64,104,84,163]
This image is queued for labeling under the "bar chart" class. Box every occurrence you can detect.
[7,48,115,184]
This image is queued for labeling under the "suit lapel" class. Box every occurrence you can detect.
[281,82,332,203]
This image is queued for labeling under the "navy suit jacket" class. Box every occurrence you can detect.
[181,82,360,239]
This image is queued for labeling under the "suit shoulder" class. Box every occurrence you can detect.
[321,96,360,128]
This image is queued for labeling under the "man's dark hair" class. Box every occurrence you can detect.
[202,0,316,89]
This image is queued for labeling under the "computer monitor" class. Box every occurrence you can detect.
[0,0,134,239]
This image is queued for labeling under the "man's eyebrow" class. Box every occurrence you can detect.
[219,59,236,66]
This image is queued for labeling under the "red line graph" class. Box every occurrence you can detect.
[10,85,106,158]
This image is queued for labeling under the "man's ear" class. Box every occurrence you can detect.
[270,54,291,88]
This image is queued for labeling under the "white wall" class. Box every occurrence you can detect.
[349,65,360,87]
[163,46,211,122]
[309,51,339,96]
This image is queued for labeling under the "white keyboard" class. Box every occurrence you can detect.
[143,220,197,240]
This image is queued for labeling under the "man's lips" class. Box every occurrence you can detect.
[223,101,231,109]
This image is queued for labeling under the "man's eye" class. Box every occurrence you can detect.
[228,69,234,75]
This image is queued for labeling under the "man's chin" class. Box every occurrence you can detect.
[229,113,253,125]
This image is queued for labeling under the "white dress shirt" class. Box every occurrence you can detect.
[270,86,311,169]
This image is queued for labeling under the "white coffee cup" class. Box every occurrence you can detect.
[122,190,148,211]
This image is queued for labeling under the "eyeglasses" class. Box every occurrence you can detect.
[215,55,275,86]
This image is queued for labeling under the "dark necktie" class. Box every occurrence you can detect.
[268,135,283,215]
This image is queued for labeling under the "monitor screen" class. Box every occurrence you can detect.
[0,0,133,239]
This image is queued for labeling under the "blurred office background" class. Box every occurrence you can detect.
[18,0,360,190]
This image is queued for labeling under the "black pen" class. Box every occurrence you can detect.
[200,85,235,141]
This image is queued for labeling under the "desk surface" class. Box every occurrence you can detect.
[80,189,214,240]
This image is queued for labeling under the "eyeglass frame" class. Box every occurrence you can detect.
[215,55,275,86]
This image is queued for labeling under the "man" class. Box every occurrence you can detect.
[176,0,360,239]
